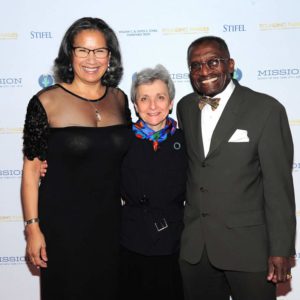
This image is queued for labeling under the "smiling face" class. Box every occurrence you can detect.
[134,79,174,132]
[71,29,110,85]
[189,41,235,97]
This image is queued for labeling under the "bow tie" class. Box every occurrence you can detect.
[198,96,220,111]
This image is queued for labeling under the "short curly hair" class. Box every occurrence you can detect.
[187,35,231,65]
[130,64,175,103]
[53,17,123,87]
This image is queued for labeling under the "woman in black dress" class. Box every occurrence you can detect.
[21,17,131,299]
[119,64,187,300]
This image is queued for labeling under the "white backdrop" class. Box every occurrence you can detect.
[0,0,299,299]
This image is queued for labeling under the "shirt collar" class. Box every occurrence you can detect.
[214,79,235,104]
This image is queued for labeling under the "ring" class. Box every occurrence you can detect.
[286,274,292,280]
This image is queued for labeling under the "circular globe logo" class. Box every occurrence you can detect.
[38,74,54,88]
[132,72,137,82]
[233,68,242,81]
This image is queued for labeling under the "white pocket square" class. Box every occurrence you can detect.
[228,129,249,143]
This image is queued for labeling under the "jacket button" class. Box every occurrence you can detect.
[201,213,209,217]
[200,187,207,192]
[201,162,206,167]
[139,195,149,205]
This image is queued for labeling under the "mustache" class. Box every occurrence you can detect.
[191,77,205,95]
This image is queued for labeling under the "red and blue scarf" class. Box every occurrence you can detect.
[132,117,177,151]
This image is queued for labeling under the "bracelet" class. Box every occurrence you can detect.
[24,218,39,226]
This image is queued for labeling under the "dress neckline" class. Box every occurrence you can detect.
[56,83,108,102]
[49,124,128,130]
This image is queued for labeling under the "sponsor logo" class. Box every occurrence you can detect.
[38,74,54,88]
[30,31,53,39]
[0,169,22,179]
[162,26,209,35]
[289,120,300,126]
[0,216,23,222]
[0,32,18,40]
[118,28,158,37]
[293,162,300,172]
[259,22,300,31]
[0,128,23,134]
[0,77,22,88]
[169,72,190,83]
[132,71,189,84]
[0,256,29,265]
[223,24,246,32]
[257,68,300,80]
[233,68,242,81]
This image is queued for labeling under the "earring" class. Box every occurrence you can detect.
[107,63,110,72]
[68,64,73,72]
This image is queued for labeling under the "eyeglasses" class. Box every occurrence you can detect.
[72,47,110,59]
[189,58,229,73]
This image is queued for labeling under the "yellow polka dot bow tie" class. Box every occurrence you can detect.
[198,96,220,111]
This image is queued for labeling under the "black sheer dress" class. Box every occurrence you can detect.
[23,84,131,300]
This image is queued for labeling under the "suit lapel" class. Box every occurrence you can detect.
[206,84,244,159]
[188,94,205,160]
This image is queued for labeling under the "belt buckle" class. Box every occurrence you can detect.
[154,218,168,232]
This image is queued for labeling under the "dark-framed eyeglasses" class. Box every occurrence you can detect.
[72,46,110,59]
[189,58,229,73]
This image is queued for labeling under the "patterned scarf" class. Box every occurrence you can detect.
[132,117,177,151]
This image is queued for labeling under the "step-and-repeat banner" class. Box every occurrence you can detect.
[0,0,299,299]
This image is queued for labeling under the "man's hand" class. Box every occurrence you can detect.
[267,256,291,283]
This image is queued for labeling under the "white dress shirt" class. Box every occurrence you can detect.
[201,80,235,157]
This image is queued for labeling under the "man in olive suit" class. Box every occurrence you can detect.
[177,36,296,300]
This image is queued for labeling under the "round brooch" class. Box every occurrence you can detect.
[173,142,181,150]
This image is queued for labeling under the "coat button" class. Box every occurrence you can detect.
[201,162,206,167]
[200,187,207,192]
[139,195,149,205]
[201,213,209,217]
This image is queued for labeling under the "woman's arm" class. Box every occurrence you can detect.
[21,157,48,268]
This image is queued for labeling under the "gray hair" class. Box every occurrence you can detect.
[130,64,175,103]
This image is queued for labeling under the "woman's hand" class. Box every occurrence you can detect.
[25,223,48,268]
[40,160,48,177]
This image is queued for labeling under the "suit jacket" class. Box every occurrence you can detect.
[177,80,296,272]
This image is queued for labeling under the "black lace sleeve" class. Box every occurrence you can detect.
[23,96,49,160]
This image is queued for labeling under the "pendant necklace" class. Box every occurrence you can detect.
[56,83,106,122]
[86,86,107,122]
[88,100,102,121]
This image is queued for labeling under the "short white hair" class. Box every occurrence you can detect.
[130,64,175,103]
